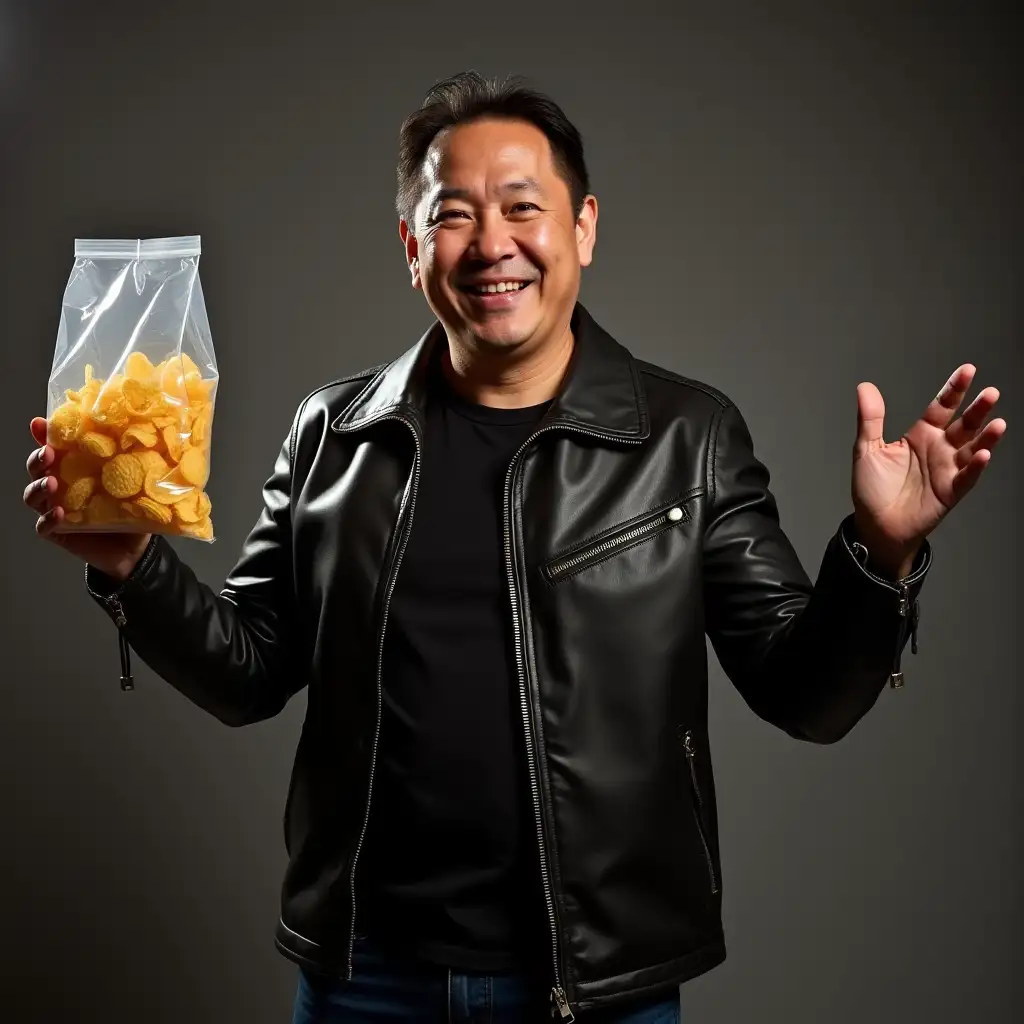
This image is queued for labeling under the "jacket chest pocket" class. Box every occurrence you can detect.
[541,491,701,584]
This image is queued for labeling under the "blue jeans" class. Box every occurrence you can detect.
[291,935,681,1022]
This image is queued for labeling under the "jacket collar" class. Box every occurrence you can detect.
[331,302,650,442]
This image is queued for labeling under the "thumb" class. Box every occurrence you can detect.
[855,382,885,456]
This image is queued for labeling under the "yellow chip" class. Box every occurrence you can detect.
[122,378,161,416]
[101,453,145,499]
[120,423,159,450]
[120,501,143,517]
[173,492,201,523]
[179,447,208,487]
[58,449,99,484]
[136,449,169,474]
[64,475,97,511]
[191,406,212,445]
[93,396,131,430]
[84,493,121,523]
[48,403,86,449]
[184,371,215,405]
[151,414,180,429]
[161,424,186,462]
[124,352,158,385]
[196,491,212,519]
[79,431,118,458]
[179,515,213,540]
[143,465,194,505]
[64,511,85,523]
[132,496,174,524]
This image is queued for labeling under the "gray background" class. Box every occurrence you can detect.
[1,1,1019,1021]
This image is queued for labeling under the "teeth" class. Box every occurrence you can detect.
[472,281,525,294]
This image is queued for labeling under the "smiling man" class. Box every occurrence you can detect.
[24,72,1006,1022]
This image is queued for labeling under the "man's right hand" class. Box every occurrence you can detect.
[25,417,152,583]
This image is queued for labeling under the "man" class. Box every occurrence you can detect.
[24,72,1006,1023]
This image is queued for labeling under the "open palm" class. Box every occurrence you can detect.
[852,364,1006,549]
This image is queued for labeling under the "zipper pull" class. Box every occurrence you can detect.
[109,596,134,691]
[889,584,911,689]
[911,600,920,656]
[551,985,575,1021]
[683,730,695,758]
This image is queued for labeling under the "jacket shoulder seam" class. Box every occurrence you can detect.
[637,362,731,407]
[288,363,389,464]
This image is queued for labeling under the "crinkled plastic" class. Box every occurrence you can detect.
[46,236,218,542]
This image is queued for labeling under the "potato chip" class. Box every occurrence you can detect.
[84,492,121,523]
[132,496,174,524]
[120,423,159,450]
[161,424,185,462]
[136,449,169,475]
[48,403,86,449]
[196,491,212,519]
[173,492,202,522]
[122,378,161,416]
[101,453,145,499]
[179,516,213,540]
[143,465,194,505]
[65,475,97,510]
[58,449,100,484]
[191,406,212,445]
[64,511,85,523]
[124,351,158,386]
[179,447,208,487]
[79,431,118,458]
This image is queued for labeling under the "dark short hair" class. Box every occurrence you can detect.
[396,71,590,229]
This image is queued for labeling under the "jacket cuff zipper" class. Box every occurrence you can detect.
[849,539,922,689]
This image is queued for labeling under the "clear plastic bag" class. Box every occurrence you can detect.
[46,236,218,542]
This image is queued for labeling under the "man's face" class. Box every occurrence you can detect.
[401,117,597,355]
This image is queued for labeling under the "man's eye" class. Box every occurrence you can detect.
[437,209,469,221]
[510,202,539,213]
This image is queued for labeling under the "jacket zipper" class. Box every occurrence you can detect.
[504,421,643,1022]
[345,414,422,980]
[87,539,161,692]
[849,542,923,689]
[545,502,689,582]
[682,731,718,895]
[109,595,134,691]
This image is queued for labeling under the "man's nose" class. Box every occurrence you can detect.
[469,210,516,264]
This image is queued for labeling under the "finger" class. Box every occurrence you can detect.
[23,473,56,512]
[30,417,48,446]
[951,448,993,505]
[35,505,65,538]
[921,364,977,430]
[945,387,1000,449]
[855,381,886,454]
[955,417,1007,468]
[26,443,54,479]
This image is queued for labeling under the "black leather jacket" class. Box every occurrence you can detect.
[86,304,931,1019]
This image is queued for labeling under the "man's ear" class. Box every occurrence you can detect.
[399,218,421,290]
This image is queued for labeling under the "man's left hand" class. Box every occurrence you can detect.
[850,364,1007,580]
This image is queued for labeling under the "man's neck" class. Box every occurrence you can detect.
[440,325,575,409]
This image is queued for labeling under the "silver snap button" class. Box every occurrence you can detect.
[667,507,683,522]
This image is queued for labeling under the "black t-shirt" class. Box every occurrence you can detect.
[353,351,552,973]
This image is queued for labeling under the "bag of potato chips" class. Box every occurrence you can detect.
[46,236,217,542]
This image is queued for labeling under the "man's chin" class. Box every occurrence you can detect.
[466,315,537,352]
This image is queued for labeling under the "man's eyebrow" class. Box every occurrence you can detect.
[432,178,548,204]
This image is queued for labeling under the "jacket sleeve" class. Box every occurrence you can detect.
[702,400,932,744]
[84,411,304,728]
